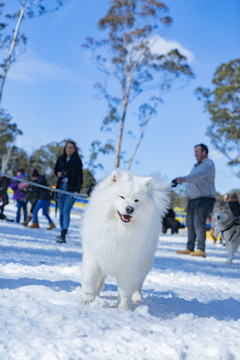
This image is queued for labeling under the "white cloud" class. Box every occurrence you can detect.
[8,50,79,83]
[149,35,194,63]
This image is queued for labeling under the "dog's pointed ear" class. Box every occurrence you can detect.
[111,169,121,184]
[144,177,152,190]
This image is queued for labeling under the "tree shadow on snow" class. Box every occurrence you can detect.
[153,255,240,279]
[0,277,80,292]
[0,244,82,266]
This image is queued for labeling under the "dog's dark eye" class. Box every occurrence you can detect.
[135,199,139,203]
[120,196,125,200]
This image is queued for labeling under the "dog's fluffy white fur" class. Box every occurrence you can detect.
[81,169,169,309]
[214,202,240,264]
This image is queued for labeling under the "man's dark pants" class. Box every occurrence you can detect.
[186,197,215,252]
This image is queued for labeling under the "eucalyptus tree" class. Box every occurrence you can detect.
[196,58,240,177]
[83,0,194,168]
[0,108,22,172]
[0,0,63,104]
[87,140,115,174]
[7,146,30,175]
[29,141,65,184]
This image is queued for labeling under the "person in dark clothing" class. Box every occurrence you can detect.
[162,208,185,234]
[29,175,56,230]
[54,140,83,243]
[228,193,240,218]
[10,169,28,223]
[0,175,11,220]
[22,169,40,226]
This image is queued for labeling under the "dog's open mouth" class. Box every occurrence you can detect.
[117,211,132,223]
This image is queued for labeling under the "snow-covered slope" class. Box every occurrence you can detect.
[0,204,239,360]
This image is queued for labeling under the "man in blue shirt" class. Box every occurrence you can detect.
[175,144,216,258]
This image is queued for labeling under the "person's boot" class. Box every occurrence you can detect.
[22,215,32,226]
[29,221,40,229]
[56,229,67,243]
[47,222,56,230]
[176,249,191,255]
[190,249,206,258]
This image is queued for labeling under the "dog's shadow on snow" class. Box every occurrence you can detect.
[141,290,240,321]
[100,285,240,320]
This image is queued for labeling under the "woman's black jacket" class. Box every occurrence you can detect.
[54,153,83,193]
[37,175,51,200]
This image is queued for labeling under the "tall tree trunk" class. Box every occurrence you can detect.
[115,101,127,168]
[1,146,12,173]
[0,0,42,104]
[128,92,161,169]
[0,3,26,104]
[115,64,136,168]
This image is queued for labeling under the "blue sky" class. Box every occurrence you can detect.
[2,0,240,194]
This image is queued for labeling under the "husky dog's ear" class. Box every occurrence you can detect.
[224,203,230,210]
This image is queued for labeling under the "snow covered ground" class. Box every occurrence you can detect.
[0,203,240,360]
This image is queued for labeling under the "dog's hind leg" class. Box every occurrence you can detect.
[117,289,132,310]
[97,275,105,295]
[81,251,104,304]
[227,240,239,265]
[132,285,142,303]
[117,275,139,310]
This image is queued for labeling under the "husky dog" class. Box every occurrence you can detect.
[81,169,169,309]
[214,201,240,264]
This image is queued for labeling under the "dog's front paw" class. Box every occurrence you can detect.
[118,303,132,310]
[82,292,95,304]
[117,297,132,310]
[226,260,233,265]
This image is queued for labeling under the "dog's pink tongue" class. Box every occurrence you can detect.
[123,215,131,222]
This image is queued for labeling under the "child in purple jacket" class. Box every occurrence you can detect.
[10,169,28,223]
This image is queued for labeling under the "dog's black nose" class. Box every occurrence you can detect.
[126,206,134,214]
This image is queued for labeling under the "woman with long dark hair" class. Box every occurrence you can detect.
[54,140,83,243]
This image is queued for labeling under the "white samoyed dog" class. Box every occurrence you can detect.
[81,169,169,309]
